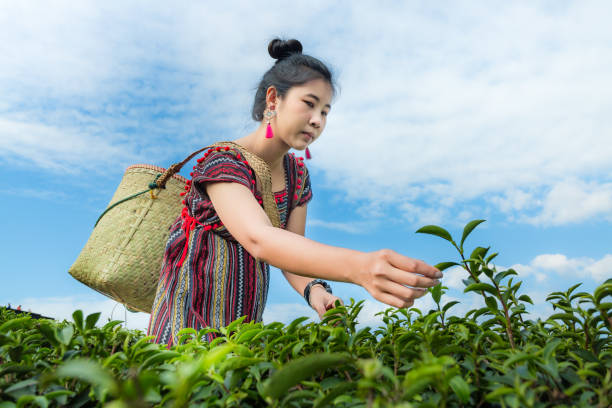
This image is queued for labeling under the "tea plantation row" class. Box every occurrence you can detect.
[1,221,610,407]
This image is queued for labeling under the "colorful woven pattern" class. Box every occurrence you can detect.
[148,149,312,346]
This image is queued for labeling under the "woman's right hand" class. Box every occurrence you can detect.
[356,249,442,309]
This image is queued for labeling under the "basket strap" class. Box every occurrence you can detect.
[154,147,209,189]
[153,141,281,228]
[94,188,150,227]
[96,142,282,229]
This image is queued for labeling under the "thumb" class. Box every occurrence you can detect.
[326,297,343,309]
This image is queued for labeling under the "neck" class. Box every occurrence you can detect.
[234,122,289,169]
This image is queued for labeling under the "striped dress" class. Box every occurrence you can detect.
[147,146,312,346]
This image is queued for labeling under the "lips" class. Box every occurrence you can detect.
[302,131,313,141]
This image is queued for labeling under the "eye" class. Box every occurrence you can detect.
[321,110,328,117]
[304,100,314,108]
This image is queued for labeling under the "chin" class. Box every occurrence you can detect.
[293,141,310,151]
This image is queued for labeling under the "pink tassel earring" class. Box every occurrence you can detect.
[305,147,312,159]
[265,107,275,139]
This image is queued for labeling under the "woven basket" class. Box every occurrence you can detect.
[69,164,188,312]
[68,142,282,313]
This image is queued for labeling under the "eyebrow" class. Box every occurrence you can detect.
[306,93,331,109]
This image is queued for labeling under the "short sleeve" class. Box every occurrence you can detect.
[191,149,254,197]
[297,169,313,206]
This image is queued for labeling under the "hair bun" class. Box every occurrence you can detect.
[268,38,303,61]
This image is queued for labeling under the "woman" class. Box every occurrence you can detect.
[148,38,442,346]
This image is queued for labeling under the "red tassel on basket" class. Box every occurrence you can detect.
[305,147,311,159]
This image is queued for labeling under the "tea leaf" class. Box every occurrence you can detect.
[72,310,84,331]
[460,219,485,250]
[261,353,351,400]
[16,395,48,408]
[567,283,583,296]
[449,375,470,403]
[442,301,460,313]
[430,284,442,304]
[415,225,454,244]
[56,326,74,346]
[313,382,355,408]
[236,328,263,344]
[485,296,498,311]
[593,283,611,305]
[224,315,247,335]
[286,316,310,333]
[549,313,581,325]
[139,350,180,371]
[434,262,459,272]
[403,365,444,398]
[493,269,517,285]
[200,344,234,371]
[572,349,599,363]
[4,379,38,399]
[0,317,31,334]
[464,283,497,296]
[219,356,263,375]
[55,359,117,395]
[85,312,101,330]
[486,386,514,401]
[485,252,499,264]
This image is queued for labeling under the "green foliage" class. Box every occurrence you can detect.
[1,220,610,406]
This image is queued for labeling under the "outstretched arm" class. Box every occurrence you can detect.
[206,181,442,309]
[280,203,344,318]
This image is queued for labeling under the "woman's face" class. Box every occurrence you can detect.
[272,78,332,151]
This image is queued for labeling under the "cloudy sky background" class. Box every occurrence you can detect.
[1,1,610,331]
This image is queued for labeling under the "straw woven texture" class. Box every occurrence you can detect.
[69,165,188,312]
[68,142,281,313]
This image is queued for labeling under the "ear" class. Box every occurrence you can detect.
[265,86,278,108]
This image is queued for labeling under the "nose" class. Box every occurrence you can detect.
[310,113,322,129]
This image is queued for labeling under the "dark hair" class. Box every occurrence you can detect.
[251,38,336,121]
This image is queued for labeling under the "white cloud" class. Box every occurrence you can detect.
[308,219,371,234]
[354,299,388,328]
[523,179,612,226]
[261,296,442,330]
[489,189,536,214]
[399,202,448,226]
[0,118,137,172]
[2,1,612,225]
[512,253,611,283]
[14,295,150,331]
[523,290,554,321]
[262,303,317,325]
[443,266,469,290]
[585,255,612,282]
[0,187,70,201]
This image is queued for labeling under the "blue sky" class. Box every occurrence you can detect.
[1,1,610,330]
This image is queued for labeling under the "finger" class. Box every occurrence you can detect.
[327,297,343,309]
[315,306,325,318]
[378,280,428,301]
[383,250,442,278]
[375,292,416,309]
[385,267,440,289]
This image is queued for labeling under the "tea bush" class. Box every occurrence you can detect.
[1,220,610,407]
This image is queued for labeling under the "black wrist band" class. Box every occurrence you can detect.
[303,279,332,307]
